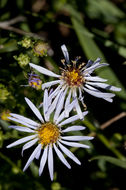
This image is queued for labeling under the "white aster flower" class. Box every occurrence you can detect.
[29,45,121,119]
[7,89,93,180]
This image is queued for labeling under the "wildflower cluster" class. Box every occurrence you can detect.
[7,44,121,180]
[14,38,48,68]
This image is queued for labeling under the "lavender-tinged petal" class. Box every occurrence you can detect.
[64,89,72,111]
[39,146,48,176]
[61,136,94,141]
[83,86,115,98]
[86,82,121,91]
[43,89,49,121]
[8,125,35,133]
[8,117,37,129]
[47,87,66,120]
[53,144,71,169]
[85,76,107,82]
[29,63,61,78]
[59,139,90,149]
[35,146,42,159]
[23,144,41,171]
[49,85,62,100]
[74,99,83,120]
[58,142,81,165]
[62,125,86,132]
[10,113,39,127]
[84,63,109,74]
[59,111,88,126]
[42,80,61,90]
[54,87,68,122]
[61,44,70,63]
[7,134,37,148]
[48,145,54,181]
[78,87,84,105]
[25,97,44,122]
[56,99,77,125]
[22,138,38,156]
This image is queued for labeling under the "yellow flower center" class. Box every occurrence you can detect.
[37,122,60,146]
[62,68,84,87]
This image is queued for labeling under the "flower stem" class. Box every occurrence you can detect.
[83,119,126,160]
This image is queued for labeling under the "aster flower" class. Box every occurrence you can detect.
[29,45,121,119]
[7,89,93,180]
[21,73,42,90]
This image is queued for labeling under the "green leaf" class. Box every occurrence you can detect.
[0,39,18,53]
[90,155,126,169]
[0,0,8,8]
[87,0,124,23]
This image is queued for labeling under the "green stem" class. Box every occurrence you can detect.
[83,119,125,160]
[0,152,23,174]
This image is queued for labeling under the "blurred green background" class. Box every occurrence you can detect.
[0,0,126,189]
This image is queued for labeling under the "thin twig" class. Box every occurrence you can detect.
[0,16,26,27]
[100,112,126,130]
[0,16,45,40]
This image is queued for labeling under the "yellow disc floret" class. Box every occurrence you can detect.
[62,68,84,87]
[37,122,60,146]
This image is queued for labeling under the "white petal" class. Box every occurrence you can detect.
[78,87,84,105]
[83,59,94,69]
[23,144,41,171]
[84,62,108,74]
[61,136,94,141]
[35,146,42,159]
[58,142,81,165]
[42,80,61,90]
[43,89,49,121]
[84,86,115,99]
[39,146,48,176]
[48,145,54,181]
[7,134,37,148]
[49,85,61,100]
[62,125,86,132]
[64,98,77,118]
[29,63,61,78]
[61,44,70,63]
[56,99,78,125]
[103,98,113,102]
[8,125,35,133]
[59,139,90,149]
[74,99,83,120]
[8,117,37,129]
[10,113,39,127]
[22,138,38,156]
[55,111,65,125]
[94,57,101,64]
[46,88,65,119]
[54,87,68,122]
[86,82,121,92]
[25,97,44,122]
[59,111,88,126]
[53,144,71,169]
[48,84,64,107]
[65,89,72,109]
[85,76,107,82]
[72,88,77,98]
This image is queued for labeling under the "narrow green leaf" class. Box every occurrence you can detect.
[90,155,126,169]
[0,39,18,53]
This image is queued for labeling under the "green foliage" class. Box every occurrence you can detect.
[0,0,126,189]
